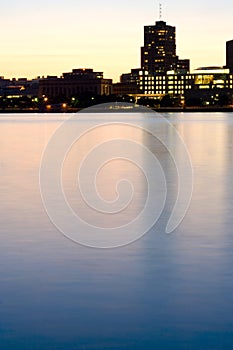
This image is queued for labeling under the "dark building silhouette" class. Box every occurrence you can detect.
[141,21,176,73]
[176,59,190,73]
[38,68,112,98]
[141,20,189,74]
[226,40,233,72]
[0,77,39,98]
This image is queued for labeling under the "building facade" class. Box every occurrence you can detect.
[226,40,233,73]
[113,69,155,96]
[38,69,112,98]
[113,66,233,107]
[141,20,189,75]
[150,67,233,95]
[0,77,39,98]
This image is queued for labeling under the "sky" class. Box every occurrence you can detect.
[0,0,233,82]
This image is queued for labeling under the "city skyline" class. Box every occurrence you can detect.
[1,0,233,82]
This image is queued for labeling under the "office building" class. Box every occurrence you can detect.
[141,20,189,75]
[113,69,155,96]
[226,40,233,72]
[38,68,112,98]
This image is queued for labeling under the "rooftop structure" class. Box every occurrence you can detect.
[193,66,230,74]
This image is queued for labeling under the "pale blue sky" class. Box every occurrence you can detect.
[0,0,233,81]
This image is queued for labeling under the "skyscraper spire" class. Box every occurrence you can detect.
[159,3,162,20]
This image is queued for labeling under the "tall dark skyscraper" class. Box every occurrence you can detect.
[141,21,177,74]
[226,40,233,72]
[141,20,189,75]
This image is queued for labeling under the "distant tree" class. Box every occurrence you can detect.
[76,91,98,108]
[137,97,155,107]
[185,97,202,107]
[0,96,7,110]
[218,93,230,106]
[160,94,173,107]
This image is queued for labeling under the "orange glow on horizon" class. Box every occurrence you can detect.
[0,1,232,82]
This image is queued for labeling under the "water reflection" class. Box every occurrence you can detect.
[1,113,233,349]
[62,122,148,229]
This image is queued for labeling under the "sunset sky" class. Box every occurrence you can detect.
[1,0,233,82]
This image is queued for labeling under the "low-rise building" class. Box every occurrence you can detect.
[0,77,39,98]
[113,69,156,96]
[38,68,112,98]
[113,66,233,106]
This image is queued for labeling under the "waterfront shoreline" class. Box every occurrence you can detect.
[1,106,233,113]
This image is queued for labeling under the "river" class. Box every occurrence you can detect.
[1,111,233,349]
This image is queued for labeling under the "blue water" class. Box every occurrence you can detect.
[1,112,233,349]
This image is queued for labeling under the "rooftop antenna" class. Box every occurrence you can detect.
[159,3,162,20]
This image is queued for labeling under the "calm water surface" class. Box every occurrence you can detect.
[1,112,233,349]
